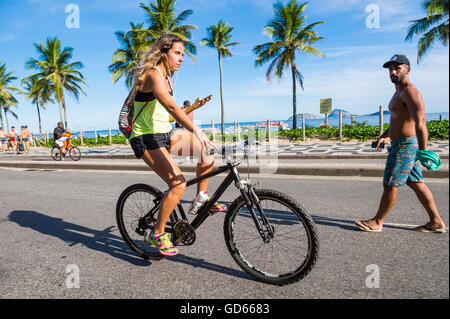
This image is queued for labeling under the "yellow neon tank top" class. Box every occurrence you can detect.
[130,67,174,138]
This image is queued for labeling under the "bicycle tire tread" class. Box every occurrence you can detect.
[224,188,319,286]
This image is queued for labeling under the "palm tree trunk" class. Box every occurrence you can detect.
[58,100,64,127]
[36,102,43,137]
[62,92,68,130]
[0,107,4,130]
[5,112,9,133]
[218,51,225,144]
[291,64,297,130]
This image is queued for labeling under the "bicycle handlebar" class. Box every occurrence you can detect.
[206,138,259,160]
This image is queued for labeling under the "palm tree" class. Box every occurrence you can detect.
[25,37,87,129]
[109,22,154,89]
[405,0,449,63]
[22,76,54,138]
[253,0,325,129]
[0,62,21,131]
[139,0,198,61]
[2,102,19,133]
[200,20,242,143]
[110,1,198,89]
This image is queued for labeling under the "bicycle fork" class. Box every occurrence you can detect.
[234,179,274,243]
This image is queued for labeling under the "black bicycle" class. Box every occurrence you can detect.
[116,139,319,286]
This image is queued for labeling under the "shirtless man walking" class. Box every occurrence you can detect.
[7,126,18,155]
[20,125,31,154]
[355,54,446,233]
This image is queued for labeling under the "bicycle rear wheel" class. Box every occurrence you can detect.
[116,183,166,260]
[69,147,81,161]
[224,189,319,286]
[51,147,62,161]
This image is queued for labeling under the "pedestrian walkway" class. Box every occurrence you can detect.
[0,139,448,158]
[0,140,448,178]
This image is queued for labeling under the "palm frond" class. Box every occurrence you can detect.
[417,24,441,62]
[405,14,444,41]
[406,0,449,63]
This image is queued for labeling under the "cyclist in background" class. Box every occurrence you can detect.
[54,122,68,148]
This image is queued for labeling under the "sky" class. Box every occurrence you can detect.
[0,0,449,134]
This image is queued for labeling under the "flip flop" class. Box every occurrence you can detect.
[414,225,447,233]
[355,221,382,232]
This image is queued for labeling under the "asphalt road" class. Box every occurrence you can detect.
[0,167,448,300]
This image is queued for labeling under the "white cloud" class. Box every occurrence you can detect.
[0,33,15,42]
[233,46,449,117]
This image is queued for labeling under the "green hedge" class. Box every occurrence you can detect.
[38,135,128,148]
[37,120,448,147]
[278,120,449,142]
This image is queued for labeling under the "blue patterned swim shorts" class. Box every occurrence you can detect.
[384,136,423,187]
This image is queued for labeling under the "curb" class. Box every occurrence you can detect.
[1,160,447,178]
[1,153,449,160]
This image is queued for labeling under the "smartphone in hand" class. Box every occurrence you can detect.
[371,141,385,149]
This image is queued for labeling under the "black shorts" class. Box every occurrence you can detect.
[130,130,174,159]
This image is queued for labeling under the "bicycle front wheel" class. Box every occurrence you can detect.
[224,189,319,286]
[69,147,81,161]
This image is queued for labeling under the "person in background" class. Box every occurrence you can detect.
[0,127,7,152]
[20,125,32,154]
[7,126,18,155]
[175,100,194,129]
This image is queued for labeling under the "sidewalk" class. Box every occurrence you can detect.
[0,140,448,178]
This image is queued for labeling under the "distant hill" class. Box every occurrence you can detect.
[328,109,354,117]
[287,113,322,121]
[366,110,391,116]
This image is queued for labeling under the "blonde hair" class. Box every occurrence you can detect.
[129,34,185,101]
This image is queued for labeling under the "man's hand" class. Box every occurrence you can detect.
[376,137,387,150]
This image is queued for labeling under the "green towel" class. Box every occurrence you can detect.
[416,150,441,171]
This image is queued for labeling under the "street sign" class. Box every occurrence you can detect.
[320,98,332,114]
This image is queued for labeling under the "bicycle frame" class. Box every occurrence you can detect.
[149,158,274,242]
[62,135,73,149]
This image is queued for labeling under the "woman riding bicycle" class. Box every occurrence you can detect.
[128,34,224,256]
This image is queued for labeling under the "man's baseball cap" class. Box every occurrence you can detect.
[383,54,410,68]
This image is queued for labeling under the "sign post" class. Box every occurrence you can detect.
[320,98,332,126]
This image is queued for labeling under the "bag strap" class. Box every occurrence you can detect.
[129,99,151,128]
[152,66,174,95]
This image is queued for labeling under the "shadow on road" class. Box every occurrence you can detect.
[8,210,149,266]
[312,215,414,231]
[7,210,253,282]
[169,254,252,281]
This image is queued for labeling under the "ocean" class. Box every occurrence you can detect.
[37,112,448,139]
